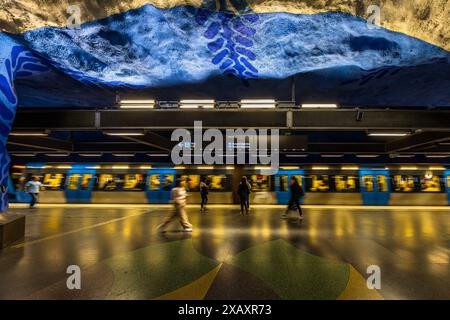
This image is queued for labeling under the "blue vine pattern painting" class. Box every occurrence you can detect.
[194,1,259,80]
[0,44,50,211]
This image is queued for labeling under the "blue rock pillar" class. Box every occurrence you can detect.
[0,36,21,212]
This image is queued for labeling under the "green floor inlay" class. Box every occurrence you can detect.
[104,240,219,299]
[228,239,350,300]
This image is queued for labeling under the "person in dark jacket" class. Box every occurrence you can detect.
[237,176,251,215]
[282,176,304,219]
[200,177,209,212]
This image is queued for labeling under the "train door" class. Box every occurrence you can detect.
[146,169,176,204]
[360,169,390,205]
[65,169,95,203]
[275,170,305,204]
[445,170,450,205]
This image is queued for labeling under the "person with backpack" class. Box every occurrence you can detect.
[282,176,304,220]
[238,176,251,216]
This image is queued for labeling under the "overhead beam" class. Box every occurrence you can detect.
[74,142,155,153]
[386,132,450,153]
[308,143,385,153]
[12,109,450,131]
[7,136,73,152]
[118,131,172,152]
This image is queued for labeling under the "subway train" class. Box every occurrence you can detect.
[8,163,450,206]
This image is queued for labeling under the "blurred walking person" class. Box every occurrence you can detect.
[238,176,251,216]
[200,177,209,212]
[158,179,193,232]
[25,176,44,209]
[282,176,304,220]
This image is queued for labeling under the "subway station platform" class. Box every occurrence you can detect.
[0,205,449,300]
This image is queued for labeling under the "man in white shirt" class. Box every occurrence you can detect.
[25,176,44,208]
[158,179,193,232]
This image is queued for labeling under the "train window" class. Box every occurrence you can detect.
[207,175,229,191]
[249,175,273,191]
[148,174,161,191]
[123,174,146,191]
[307,175,330,192]
[420,175,443,192]
[43,173,66,191]
[280,175,288,192]
[376,175,388,192]
[162,174,174,191]
[333,175,359,192]
[97,174,124,191]
[80,174,92,190]
[362,175,374,192]
[67,174,80,190]
[391,175,419,192]
[178,175,200,192]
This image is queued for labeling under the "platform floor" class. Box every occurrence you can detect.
[0,205,449,300]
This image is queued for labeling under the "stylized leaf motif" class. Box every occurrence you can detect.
[195,3,259,80]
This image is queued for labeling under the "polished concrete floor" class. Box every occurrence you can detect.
[0,204,449,300]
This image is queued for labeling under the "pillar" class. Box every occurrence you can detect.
[0,34,49,212]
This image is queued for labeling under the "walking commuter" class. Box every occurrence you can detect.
[200,177,209,212]
[282,176,304,219]
[158,179,193,232]
[238,176,251,216]
[25,176,44,209]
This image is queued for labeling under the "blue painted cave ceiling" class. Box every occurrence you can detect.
[1,0,450,108]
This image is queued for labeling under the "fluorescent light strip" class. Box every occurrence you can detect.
[197,166,214,170]
[400,166,419,170]
[180,105,214,109]
[341,166,359,170]
[241,99,276,109]
[312,166,330,170]
[86,166,101,169]
[140,165,152,170]
[120,100,155,104]
[368,132,410,137]
[395,155,415,158]
[10,132,48,136]
[180,100,215,104]
[112,165,130,170]
[106,132,144,136]
[80,154,103,157]
[12,153,36,157]
[356,155,380,158]
[301,104,338,109]
[321,154,344,158]
[180,100,215,109]
[241,99,275,104]
[113,154,134,157]
[56,165,72,169]
[286,154,308,158]
[120,105,155,109]
[429,166,446,171]
[147,153,169,157]
[426,155,448,158]
[241,104,276,109]
[45,153,69,157]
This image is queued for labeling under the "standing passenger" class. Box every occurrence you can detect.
[238,176,251,216]
[200,177,209,212]
[282,176,304,219]
[158,179,193,232]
